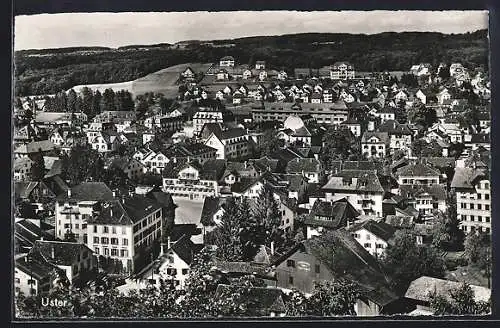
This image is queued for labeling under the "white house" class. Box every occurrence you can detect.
[348,220,396,258]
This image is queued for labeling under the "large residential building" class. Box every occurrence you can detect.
[252,102,349,125]
[86,195,163,274]
[451,168,491,234]
[396,163,441,186]
[204,127,251,160]
[361,132,389,159]
[322,170,385,217]
[330,62,355,80]
[162,160,219,200]
[54,182,114,243]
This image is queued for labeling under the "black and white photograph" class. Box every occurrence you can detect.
[12,9,492,319]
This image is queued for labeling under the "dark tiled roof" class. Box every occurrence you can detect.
[384,215,415,229]
[30,240,91,266]
[169,234,197,265]
[361,131,389,144]
[305,198,360,229]
[275,230,397,307]
[399,184,447,201]
[15,255,58,281]
[323,170,384,193]
[377,120,412,135]
[213,260,275,279]
[348,219,397,242]
[396,163,440,177]
[201,196,221,226]
[202,159,227,180]
[56,182,114,202]
[15,219,55,250]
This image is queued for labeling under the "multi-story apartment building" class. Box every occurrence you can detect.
[193,108,226,136]
[330,62,355,80]
[322,170,385,218]
[396,163,441,186]
[162,160,219,200]
[451,168,491,234]
[205,128,250,160]
[251,102,348,125]
[54,182,114,243]
[86,195,163,274]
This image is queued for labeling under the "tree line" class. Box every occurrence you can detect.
[15,30,488,96]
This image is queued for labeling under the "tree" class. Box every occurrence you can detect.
[61,144,103,186]
[438,64,451,80]
[400,73,419,87]
[259,129,282,155]
[464,231,491,270]
[411,139,442,158]
[92,90,102,117]
[100,89,116,112]
[408,102,437,130]
[321,127,359,170]
[30,149,46,181]
[213,197,245,262]
[429,282,490,315]
[162,193,176,242]
[305,280,360,316]
[251,185,284,250]
[67,89,78,113]
[382,229,445,293]
[431,208,464,251]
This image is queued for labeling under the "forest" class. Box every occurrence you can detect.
[14,29,488,96]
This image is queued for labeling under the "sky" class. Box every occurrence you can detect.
[14,10,489,50]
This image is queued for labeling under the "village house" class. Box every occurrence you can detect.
[28,240,95,284]
[340,118,362,137]
[361,131,389,159]
[15,254,63,297]
[107,156,146,180]
[86,195,163,274]
[399,184,447,217]
[140,150,171,174]
[219,55,235,67]
[410,63,432,76]
[181,66,196,80]
[14,140,58,159]
[193,107,231,136]
[395,163,441,186]
[89,130,121,153]
[322,170,385,217]
[164,142,218,165]
[377,120,413,155]
[273,230,400,316]
[304,198,360,239]
[348,219,396,258]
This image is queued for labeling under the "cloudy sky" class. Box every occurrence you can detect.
[14,10,488,50]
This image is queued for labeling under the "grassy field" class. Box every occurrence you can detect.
[70,63,213,98]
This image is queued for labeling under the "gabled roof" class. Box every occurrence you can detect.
[348,219,396,242]
[15,255,59,281]
[274,230,398,307]
[377,120,412,135]
[56,182,114,202]
[15,219,56,250]
[304,198,360,229]
[15,140,57,154]
[384,215,415,229]
[322,170,384,193]
[361,131,389,144]
[396,163,440,177]
[399,184,447,201]
[30,240,92,266]
[405,276,490,303]
[169,234,198,265]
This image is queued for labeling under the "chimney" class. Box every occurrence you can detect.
[67,189,72,198]
[270,241,275,255]
[112,191,116,198]
[51,247,55,259]
[40,236,44,241]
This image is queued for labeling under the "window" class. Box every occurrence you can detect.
[15,278,20,284]
[82,224,87,229]
[112,226,116,234]
[288,276,294,284]
[315,264,320,274]
[470,203,474,210]
[123,239,128,246]
[121,227,126,235]
[103,248,109,256]
[94,237,99,244]
[366,234,371,240]
[111,249,118,256]
[486,217,490,223]
[101,237,109,244]
[182,269,189,275]
[75,224,79,229]
[94,226,97,233]
[286,260,295,268]
[120,249,129,257]
[103,226,109,233]
[94,247,99,254]
[364,243,372,248]
[478,194,482,200]
[111,238,119,245]
[478,204,482,210]
[485,194,490,200]
[478,216,483,222]
[470,216,475,222]
[485,205,490,211]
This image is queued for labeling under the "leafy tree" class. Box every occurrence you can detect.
[382,229,445,293]
[429,282,490,315]
[102,166,131,191]
[67,89,78,113]
[61,144,103,186]
[408,102,437,130]
[305,280,360,316]
[438,64,451,80]
[464,231,491,273]
[259,129,282,155]
[321,127,359,170]
[30,149,46,181]
[92,90,102,117]
[431,207,464,251]
[411,139,442,158]
[100,88,116,112]
[400,73,419,87]
[251,184,284,250]
[161,193,176,242]
[213,197,245,261]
